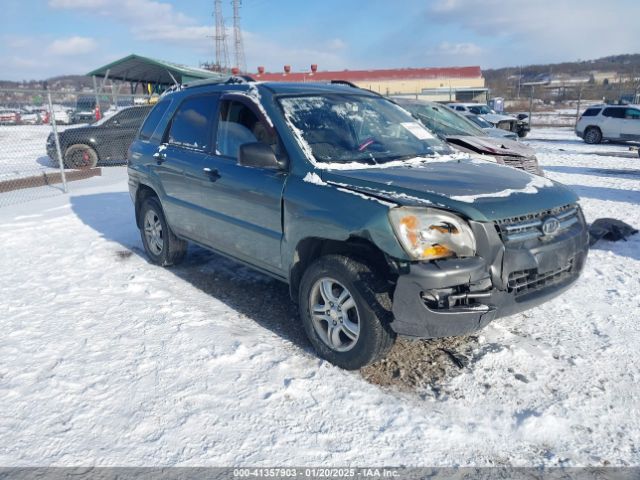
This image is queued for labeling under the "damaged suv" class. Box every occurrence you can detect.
[128,80,589,369]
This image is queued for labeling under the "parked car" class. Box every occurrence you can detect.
[0,109,21,125]
[394,98,542,175]
[575,104,640,144]
[19,108,41,125]
[128,80,589,369]
[70,96,109,124]
[462,113,518,140]
[47,105,152,168]
[449,103,530,138]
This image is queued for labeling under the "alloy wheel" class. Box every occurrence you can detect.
[309,277,360,352]
[143,209,163,255]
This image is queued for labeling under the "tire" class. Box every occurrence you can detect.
[64,144,98,169]
[139,196,187,266]
[517,130,528,138]
[583,126,602,144]
[298,254,396,369]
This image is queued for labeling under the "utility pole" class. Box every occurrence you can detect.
[232,0,246,73]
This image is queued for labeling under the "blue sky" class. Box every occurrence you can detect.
[1,0,639,81]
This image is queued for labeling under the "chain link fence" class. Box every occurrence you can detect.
[0,87,153,207]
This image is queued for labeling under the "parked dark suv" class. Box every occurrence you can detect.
[47,105,152,168]
[128,79,589,369]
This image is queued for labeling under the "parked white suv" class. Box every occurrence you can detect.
[576,104,640,144]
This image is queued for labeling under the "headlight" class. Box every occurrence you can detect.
[389,207,476,260]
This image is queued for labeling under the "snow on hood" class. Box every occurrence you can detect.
[450,174,553,203]
[319,158,577,221]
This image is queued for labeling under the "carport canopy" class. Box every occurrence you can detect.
[87,54,225,90]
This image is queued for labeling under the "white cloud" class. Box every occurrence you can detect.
[47,0,351,72]
[47,36,97,56]
[431,41,482,56]
[48,0,108,7]
[243,32,350,72]
[427,0,640,66]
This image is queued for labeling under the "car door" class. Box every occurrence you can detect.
[152,94,222,243]
[620,108,640,141]
[198,94,287,274]
[601,107,625,139]
[112,106,152,159]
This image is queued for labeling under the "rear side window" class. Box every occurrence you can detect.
[167,95,219,150]
[139,101,170,140]
[624,108,640,119]
[582,108,601,117]
[114,106,152,127]
[602,107,625,118]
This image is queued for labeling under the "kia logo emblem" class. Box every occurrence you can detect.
[541,217,560,235]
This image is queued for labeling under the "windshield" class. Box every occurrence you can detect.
[401,102,486,137]
[466,115,494,129]
[279,94,451,164]
[468,105,495,115]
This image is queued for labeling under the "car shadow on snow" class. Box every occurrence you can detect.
[567,184,640,206]
[545,165,640,179]
[71,191,481,396]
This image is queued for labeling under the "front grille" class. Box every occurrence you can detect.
[501,155,540,175]
[497,120,515,131]
[495,204,580,243]
[508,258,575,296]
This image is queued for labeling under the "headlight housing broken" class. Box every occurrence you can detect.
[389,207,476,261]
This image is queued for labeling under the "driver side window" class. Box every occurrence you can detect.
[216,100,276,159]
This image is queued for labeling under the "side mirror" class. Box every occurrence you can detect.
[238,142,285,170]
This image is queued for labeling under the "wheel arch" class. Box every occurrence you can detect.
[134,183,160,228]
[289,236,396,302]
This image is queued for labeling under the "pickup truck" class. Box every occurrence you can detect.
[127,79,589,369]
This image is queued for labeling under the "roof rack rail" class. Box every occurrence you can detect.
[182,74,256,90]
[226,75,256,84]
[329,79,391,99]
[330,80,359,88]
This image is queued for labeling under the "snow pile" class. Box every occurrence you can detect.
[0,128,639,466]
[451,174,554,203]
[302,172,326,185]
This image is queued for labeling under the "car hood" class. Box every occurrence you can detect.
[484,128,518,140]
[59,125,97,137]
[319,157,577,222]
[445,135,534,158]
[481,113,516,124]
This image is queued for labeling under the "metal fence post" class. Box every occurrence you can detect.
[528,85,534,128]
[575,86,582,128]
[47,91,68,193]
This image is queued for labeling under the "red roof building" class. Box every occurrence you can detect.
[251,65,486,101]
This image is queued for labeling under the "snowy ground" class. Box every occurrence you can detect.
[0,124,81,181]
[0,127,638,466]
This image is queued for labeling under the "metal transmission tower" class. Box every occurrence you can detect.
[213,0,230,72]
[232,0,246,73]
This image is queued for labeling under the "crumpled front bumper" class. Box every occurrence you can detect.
[390,216,589,338]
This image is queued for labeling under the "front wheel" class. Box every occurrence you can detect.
[583,126,602,144]
[298,255,396,369]
[139,197,187,266]
[64,144,98,169]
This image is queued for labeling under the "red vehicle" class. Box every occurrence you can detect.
[0,109,21,125]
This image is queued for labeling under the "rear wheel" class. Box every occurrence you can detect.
[64,144,98,169]
[584,126,602,144]
[139,197,187,266]
[298,254,396,369]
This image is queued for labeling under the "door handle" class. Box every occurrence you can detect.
[203,167,221,181]
[153,151,166,164]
